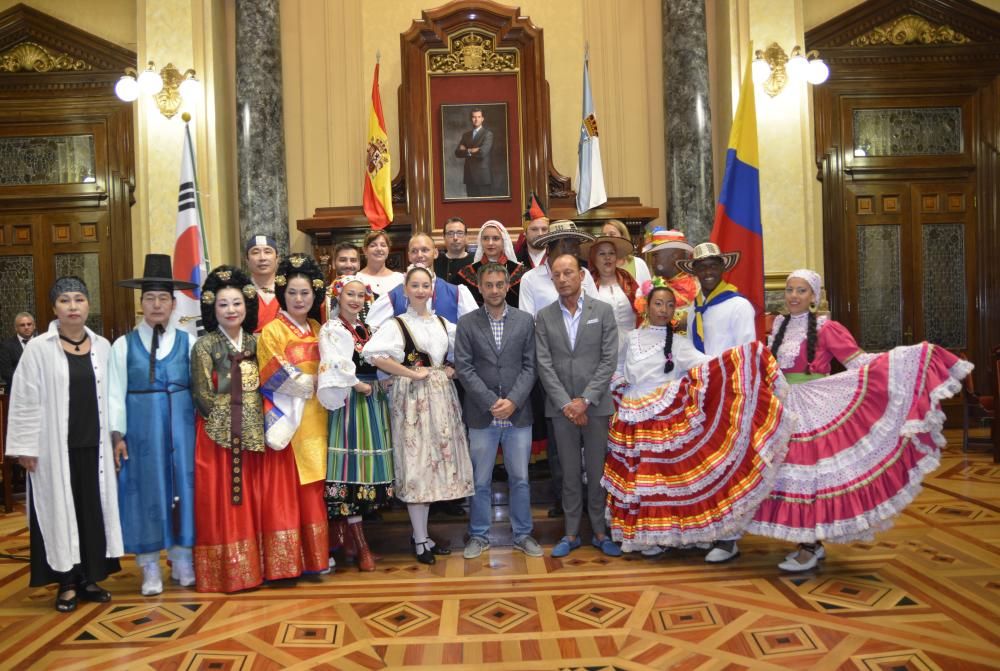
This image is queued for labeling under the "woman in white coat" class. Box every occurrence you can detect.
[5,277,123,612]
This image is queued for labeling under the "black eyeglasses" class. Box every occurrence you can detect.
[444,231,466,237]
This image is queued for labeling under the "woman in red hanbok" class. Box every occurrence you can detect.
[191,266,264,592]
[255,254,330,578]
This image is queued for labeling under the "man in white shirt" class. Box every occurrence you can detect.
[518,220,599,318]
[109,254,198,596]
[677,242,757,563]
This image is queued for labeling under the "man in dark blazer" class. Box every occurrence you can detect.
[535,254,621,558]
[455,263,541,559]
[454,107,494,197]
[0,312,35,389]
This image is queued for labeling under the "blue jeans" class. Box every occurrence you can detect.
[468,425,533,540]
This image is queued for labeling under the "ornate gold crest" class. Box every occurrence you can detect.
[583,113,599,139]
[0,41,91,73]
[849,14,971,46]
[312,278,325,290]
[201,290,215,305]
[289,255,306,268]
[275,274,287,287]
[242,284,257,299]
[428,30,518,74]
[217,270,232,281]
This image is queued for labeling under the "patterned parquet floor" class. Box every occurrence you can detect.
[0,432,998,670]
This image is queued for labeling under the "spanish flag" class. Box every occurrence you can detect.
[710,49,764,336]
[363,63,393,230]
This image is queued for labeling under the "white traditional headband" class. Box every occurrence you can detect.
[788,269,822,302]
[473,220,518,264]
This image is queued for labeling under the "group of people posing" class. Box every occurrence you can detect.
[6,196,972,614]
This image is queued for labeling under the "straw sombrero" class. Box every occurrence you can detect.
[533,219,595,247]
[675,242,740,275]
[580,235,634,258]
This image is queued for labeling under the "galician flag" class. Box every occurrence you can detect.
[575,49,607,214]
[710,48,765,337]
[171,122,208,337]
[363,62,393,230]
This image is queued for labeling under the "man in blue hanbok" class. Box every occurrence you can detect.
[109,254,197,595]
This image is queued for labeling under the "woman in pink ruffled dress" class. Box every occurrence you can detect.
[748,269,973,572]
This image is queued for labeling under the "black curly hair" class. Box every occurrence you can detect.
[201,265,259,334]
[770,311,818,373]
[275,254,324,322]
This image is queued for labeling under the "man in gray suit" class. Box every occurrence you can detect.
[455,263,542,558]
[454,107,494,197]
[535,254,621,558]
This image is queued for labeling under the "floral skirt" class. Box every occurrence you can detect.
[602,342,792,551]
[747,343,971,544]
[389,368,474,503]
[325,379,395,517]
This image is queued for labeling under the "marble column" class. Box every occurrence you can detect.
[236,0,289,253]
[663,0,714,244]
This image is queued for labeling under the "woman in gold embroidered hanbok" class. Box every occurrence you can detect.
[191,266,265,592]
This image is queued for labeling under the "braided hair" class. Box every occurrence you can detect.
[770,311,819,372]
[648,286,675,374]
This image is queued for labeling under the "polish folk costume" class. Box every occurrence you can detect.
[746,270,972,546]
[318,276,394,570]
[362,310,474,504]
[110,255,197,592]
[190,267,265,592]
[602,286,791,551]
[255,255,330,577]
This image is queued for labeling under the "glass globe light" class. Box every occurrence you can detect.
[137,66,163,96]
[115,75,139,102]
[807,59,830,85]
[786,53,809,82]
[751,58,771,86]
[178,75,201,103]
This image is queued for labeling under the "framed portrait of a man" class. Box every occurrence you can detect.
[441,102,510,201]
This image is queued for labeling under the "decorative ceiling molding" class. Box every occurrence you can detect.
[0,40,91,72]
[849,14,970,47]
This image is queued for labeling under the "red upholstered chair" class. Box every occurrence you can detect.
[960,351,995,457]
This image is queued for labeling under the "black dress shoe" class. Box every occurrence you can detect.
[413,540,436,565]
[78,583,112,603]
[55,589,78,613]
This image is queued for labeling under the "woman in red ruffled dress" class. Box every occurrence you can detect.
[747,269,973,572]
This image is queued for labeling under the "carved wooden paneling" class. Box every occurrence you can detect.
[807,0,1000,393]
[0,4,135,339]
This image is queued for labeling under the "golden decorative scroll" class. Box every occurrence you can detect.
[849,14,971,46]
[0,41,91,72]
[428,31,518,73]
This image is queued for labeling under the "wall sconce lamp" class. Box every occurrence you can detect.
[751,43,829,97]
[115,61,201,119]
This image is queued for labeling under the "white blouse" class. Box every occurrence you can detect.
[357,270,404,298]
[595,281,636,356]
[317,318,363,410]
[614,326,711,396]
[362,308,456,368]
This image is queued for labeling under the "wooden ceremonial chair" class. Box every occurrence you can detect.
[960,351,995,457]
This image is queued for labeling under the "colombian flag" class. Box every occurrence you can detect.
[362,63,393,230]
[711,51,764,337]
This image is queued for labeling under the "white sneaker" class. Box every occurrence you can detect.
[640,546,666,557]
[778,552,820,572]
[784,544,826,562]
[171,560,195,587]
[141,564,163,596]
[704,541,740,563]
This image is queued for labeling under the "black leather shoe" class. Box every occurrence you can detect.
[78,583,112,603]
[410,537,452,556]
[413,540,436,565]
[55,589,78,613]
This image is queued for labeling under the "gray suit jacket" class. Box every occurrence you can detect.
[535,294,618,417]
[455,306,536,429]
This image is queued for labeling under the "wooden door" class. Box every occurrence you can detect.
[843,180,977,354]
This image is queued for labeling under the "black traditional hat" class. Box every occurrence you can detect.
[118,253,197,292]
